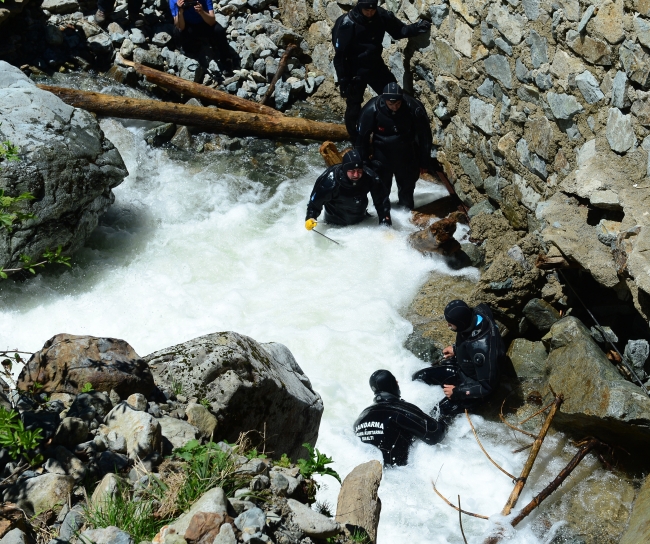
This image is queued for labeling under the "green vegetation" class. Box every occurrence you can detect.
[0,190,35,233]
[0,245,71,279]
[350,527,371,543]
[81,382,94,393]
[297,442,341,483]
[0,406,44,466]
[170,379,184,397]
[315,500,333,518]
[275,453,292,468]
[0,134,19,163]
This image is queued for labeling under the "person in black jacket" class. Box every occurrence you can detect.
[332,0,431,139]
[354,369,447,466]
[305,149,391,229]
[357,83,433,209]
[413,300,505,419]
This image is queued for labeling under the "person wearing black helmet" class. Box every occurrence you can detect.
[305,149,391,228]
[332,0,431,139]
[412,300,506,418]
[356,82,433,210]
[354,369,447,466]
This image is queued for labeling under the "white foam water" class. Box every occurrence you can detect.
[0,119,603,543]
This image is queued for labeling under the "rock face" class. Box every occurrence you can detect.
[620,473,650,544]
[0,61,127,269]
[17,334,156,397]
[335,461,382,543]
[543,317,650,447]
[146,332,323,459]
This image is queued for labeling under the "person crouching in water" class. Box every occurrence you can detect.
[354,370,447,466]
[412,300,505,419]
[305,149,391,230]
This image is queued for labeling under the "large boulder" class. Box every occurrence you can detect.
[335,461,382,543]
[543,317,650,447]
[0,61,127,269]
[104,402,161,459]
[2,473,75,516]
[146,332,323,459]
[17,334,156,397]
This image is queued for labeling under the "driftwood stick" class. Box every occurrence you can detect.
[458,496,468,544]
[431,480,489,520]
[261,43,298,106]
[512,443,533,454]
[465,410,516,480]
[501,394,564,516]
[510,439,601,527]
[518,400,556,425]
[499,413,537,439]
[133,62,283,117]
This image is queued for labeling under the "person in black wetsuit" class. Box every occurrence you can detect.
[354,370,447,466]
[305,149,391,229]
[413,300,505,419]
[332,0,431,139]
[357,83,433,210]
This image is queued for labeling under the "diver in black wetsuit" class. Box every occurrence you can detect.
[357,83,433,210]
[331,0,431,139]
[354,369,446,466]
[413,300,505,419]
[305,149,391,229]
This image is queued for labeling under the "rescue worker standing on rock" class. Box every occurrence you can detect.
[413,300,505,418]
[354,370,447,466]
[357,83,433,210]
[332,0,431,139]
[305,149,391,228]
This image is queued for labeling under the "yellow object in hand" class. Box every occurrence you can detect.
[305,218,317,230]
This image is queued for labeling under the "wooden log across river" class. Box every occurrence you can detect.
[37,85,350,142]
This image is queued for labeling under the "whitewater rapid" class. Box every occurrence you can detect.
[0,119,602,543]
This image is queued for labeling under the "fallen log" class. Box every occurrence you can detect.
[261,43,298,106]
[132,63,282,117]
[38,85,350,141]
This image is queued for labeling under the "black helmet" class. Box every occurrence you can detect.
[341,149,363,172]
[444,300,474,331]
[357,0,378,9]
[382,82,403,102]
[369,370,400,397]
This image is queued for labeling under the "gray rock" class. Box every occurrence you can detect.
[643,136,650,177]
[546,92,584,120]
[575,70,604,104]
[576,4,595,33]
[515,57,532,83]
[618,40,650,88]
[269,470,299,496]
[103,429,127,453]
[44,446,86,481]
[516,139,547,179]
[0,529,28,544]
[274,80,291,109]
[477,79,494,98]
[484,175,508,201]
[486,3,524,45]
[104,402,161,459]
[522,0,539,20]
[170,125,192,150]
[214,523,237,544]
[91,473,123,507]
[508,339,547,379]
[634,16,650,49]
[41,0,79,14]
[566,30,612,65]
[133,47,164,69]
[527,30,548,68]
[144,123,176,147]
[483,54,512,89]
[152,32,172,48]
[480,21,494,47]
[185,403,217,439]
[68,392,113,421]
[159,415,199,450]
[97,450,129,474]
[79,527,133,544]
[235,506,266,535]
[168,487,227,536]
[590,326,618,345]
[432,39,462,78]
[523,298,561,332]
[0,62,127,276]
[120,38,134,59]
[59,505,84,541]
[606,108,636,153]
[495,38,512,56]
[459,153,483,188]
[468,200,495,218]
[250,475,270,491]
[469,97,494,135]
[129,28,146,45]
[87,33,113,55]
[535,72,553,91]
[624,340,649,372]
[125,393,147,411]
[53,417,89,448]
[287,499,340,538]
[335,461,381,543]
[2,473,75,516]
[429,4,448,26]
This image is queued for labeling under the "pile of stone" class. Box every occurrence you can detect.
[0,332,380,544]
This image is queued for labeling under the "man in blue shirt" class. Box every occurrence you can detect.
[170,0,238,73]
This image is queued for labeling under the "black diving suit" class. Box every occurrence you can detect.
[354,391,447,466]
[356,94,433,209]
[332,5,425,138]
[413,303,505,418]
[305,162,390,226]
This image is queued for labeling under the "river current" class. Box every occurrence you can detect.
[0,115,615,543]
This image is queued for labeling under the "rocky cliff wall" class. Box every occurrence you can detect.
[287,0,650,332]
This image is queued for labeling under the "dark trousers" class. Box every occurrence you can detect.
[345,64,396,140]
[373,143,420,209]
[412,365,479,419]
[172,22,233,62]
[97,0,142,18]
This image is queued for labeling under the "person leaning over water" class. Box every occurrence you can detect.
[412,300,505,419]
[305,149,391,229]
[354,370,447,466]
[331,0,431,139]
[356,83,433,210]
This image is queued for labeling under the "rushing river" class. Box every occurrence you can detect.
[0,115,618,543]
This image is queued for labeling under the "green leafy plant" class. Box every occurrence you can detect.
[297,443,341,483]
[199,398,211,409]
[0,245,71,279]
[0,189,35,233]
[349,527,371,543]
[170,379,184,397]
[0,406,44,466]
[245,447,267,460]
[81,382,94,393]
[275,453,292,468]
[0,132,19,162]
[83,481,169,543]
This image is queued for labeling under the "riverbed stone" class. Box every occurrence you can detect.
[79,527,133,544]
[620,474,650,544]
[507,339,547,379]
[3,473,74,516]
[619,40,650,88]
[611,71,629,109]
[469,97,494,135]
[483,54,512,89]
[522,298,560,331]
[287,499,340,538]
[105,402,161,459]
[0,529,28,544]
[459,153,483,188]
[566,30,612,65]
[53,417,89,448]
[606,108,636,153]
[631,93,650,126]
[432,39,462,78]
[527,30,547,69]
[486,3,524,45]
[624,340,649,373]
[546,92,584,120]
[575,71,604,104]
[185,403,218,439]
[41,0,79,13]
[91,473,124,508]
[591,0,624,44]
[168,488,228,537]
[576,4,594,32]
[17,334,155,397]
[159,416,199,450]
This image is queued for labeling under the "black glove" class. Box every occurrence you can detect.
[379,215,392,227]
[338,77,350,98]
[415,19,431,34]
